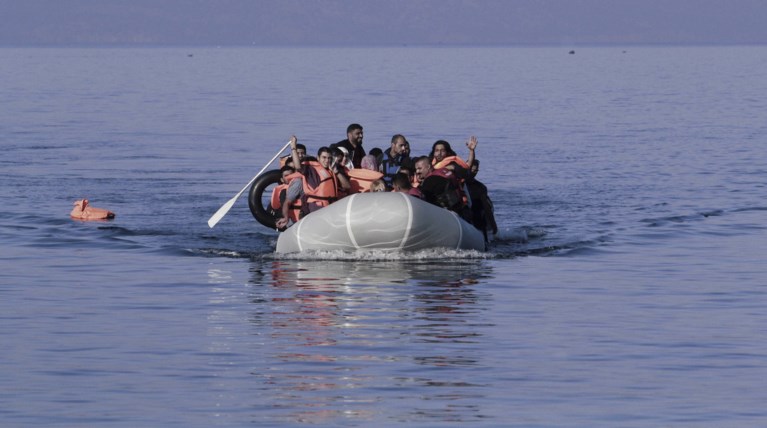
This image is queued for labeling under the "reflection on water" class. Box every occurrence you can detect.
[209,259,496,424]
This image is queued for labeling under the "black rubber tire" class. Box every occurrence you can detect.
[248,169,283,229]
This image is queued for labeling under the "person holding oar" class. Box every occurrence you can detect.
[275,136,350,230]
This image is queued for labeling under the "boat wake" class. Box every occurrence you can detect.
[271,247,490,261]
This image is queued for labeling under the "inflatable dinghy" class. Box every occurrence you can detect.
[275,192,485,253]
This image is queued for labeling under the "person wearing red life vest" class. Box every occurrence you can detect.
[268,165,302,225]
[275,136,351,230]
[429,136,477,171]
[414,156,473,224]
[428,136,478,209]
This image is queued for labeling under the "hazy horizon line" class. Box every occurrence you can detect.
[3,41,766,49]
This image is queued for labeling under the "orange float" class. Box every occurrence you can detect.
[70,199,115,221]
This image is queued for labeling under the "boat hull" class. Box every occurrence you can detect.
[275,192,485,253]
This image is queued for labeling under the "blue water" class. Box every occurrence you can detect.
[2,46,767,427]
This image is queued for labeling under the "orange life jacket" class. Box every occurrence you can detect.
[432,155,470,205]
[270,183,301,222]
[70,199,115,221]
[297,161,339,213]
[348,168,384,193]
[432,155,470,170]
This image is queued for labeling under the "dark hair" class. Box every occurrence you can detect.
[280,165,295,174]
[429,140,456,159]
[296,143,307,152]
[414,155,431,166]
[390,134,407,145]
[317,146,331,157]
[472,159,480,167]
[369,147,383,159]
[330,146,343,157]
[392,172,412,190]
[399,157,415,171]
[346,123,363,134]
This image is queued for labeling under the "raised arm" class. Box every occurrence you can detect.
[465,135,477,168]
[333,164,351,191]
[289,135,301,170]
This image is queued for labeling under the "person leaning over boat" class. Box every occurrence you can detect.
[465,159,498,242]
[414,156,473,224]
[275,136,351,230]
[380,134,411,188]
[333,123,366,168]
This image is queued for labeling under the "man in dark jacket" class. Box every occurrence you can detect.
[380,134,411,187]
[333,123,366,168]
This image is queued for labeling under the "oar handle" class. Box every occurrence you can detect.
[249,140,292,188]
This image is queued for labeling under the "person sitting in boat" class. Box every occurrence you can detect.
[429,137,476,171]
[369,147,384,168]
[465,159,498,241]
[396,158,419,189]
[332,145,354,171]
[360,154,379,172]
[429,136,478,207]
[280,143,307,168]
[369,179,386,192]
[414,156,473,223]
[380,134,412,188]
[391,172,423,199]
[333,123,366,168]
[275,136,351,230]
[268,165,302,224]
[330,146,352,199]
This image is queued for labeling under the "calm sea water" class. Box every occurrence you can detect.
[2,46,767,427]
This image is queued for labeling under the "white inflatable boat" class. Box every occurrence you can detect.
[275,192,485,253]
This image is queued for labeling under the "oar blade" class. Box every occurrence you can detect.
[207,197,236,228]
[206,140,291,229]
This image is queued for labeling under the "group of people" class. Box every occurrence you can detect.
[271,123,498,241]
